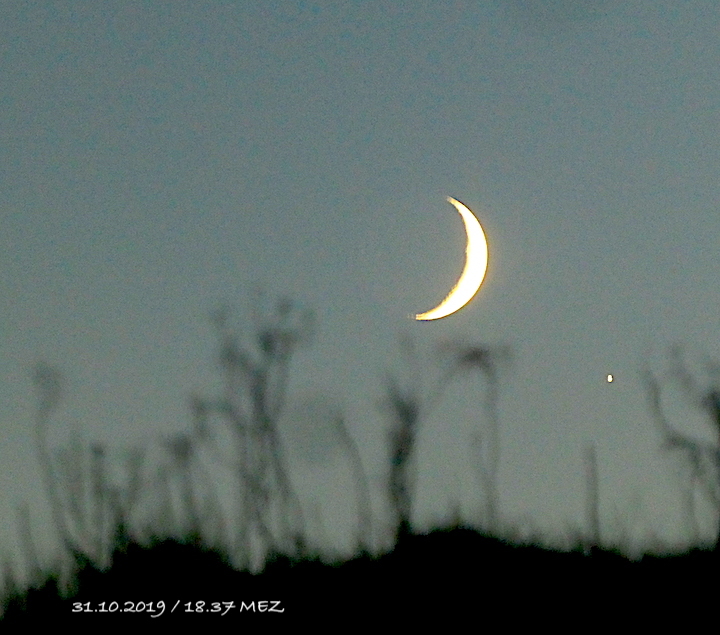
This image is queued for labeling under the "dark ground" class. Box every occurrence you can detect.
[2,525,716,626]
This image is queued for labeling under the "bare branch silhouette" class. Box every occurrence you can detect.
[584,444,601,548]
[644,346,720,548]
[197,298,314,568]
[439,342,511,532]
[384,337,511,541]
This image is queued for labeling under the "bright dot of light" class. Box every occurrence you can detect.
[606,374,614,383]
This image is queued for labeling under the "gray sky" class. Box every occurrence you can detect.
[3,1,720,579]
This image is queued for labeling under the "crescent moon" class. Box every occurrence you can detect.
[414,197,489,321]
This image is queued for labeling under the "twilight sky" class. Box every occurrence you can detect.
[3,1,720,580]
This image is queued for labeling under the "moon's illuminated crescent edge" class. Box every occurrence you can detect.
[414,197,489,321]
